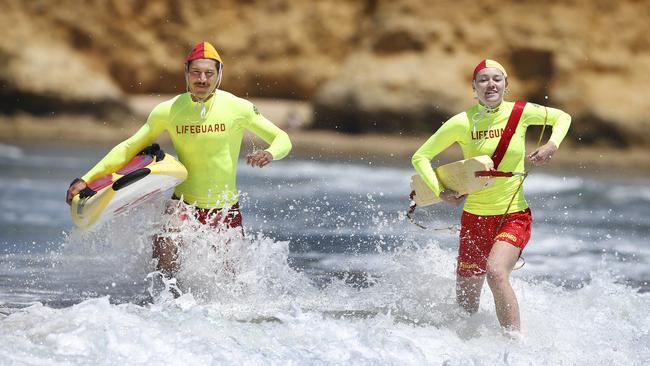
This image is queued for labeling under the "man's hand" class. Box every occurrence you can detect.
[528,142,557,166]
[439,189,467,206]
[66,178,87,205]
[246,150,273,168]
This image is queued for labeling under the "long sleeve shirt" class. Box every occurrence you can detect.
[412,101,571,215]
[82,90,292,208]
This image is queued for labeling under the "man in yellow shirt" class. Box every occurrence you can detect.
[66,42,292,281]
[412,59,571,332]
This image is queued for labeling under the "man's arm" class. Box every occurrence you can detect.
[81,124,158,183]
[66,104,168,204]
[243,104,292,168]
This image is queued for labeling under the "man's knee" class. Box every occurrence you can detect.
[153,235,178,259]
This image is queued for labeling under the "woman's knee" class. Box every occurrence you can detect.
[486,264,509,286]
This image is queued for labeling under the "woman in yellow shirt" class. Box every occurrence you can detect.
[412,60,571,331]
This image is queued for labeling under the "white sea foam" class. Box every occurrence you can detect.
[2,234,649,365]
[0,143,24,160]
[520,173,584,195]
[2,152,649,365]
[7,205,650,366]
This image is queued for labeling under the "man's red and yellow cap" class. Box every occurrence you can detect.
[186,42,222,64]
[472,59,507,80]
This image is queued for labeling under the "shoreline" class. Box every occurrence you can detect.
[1,97,649,176]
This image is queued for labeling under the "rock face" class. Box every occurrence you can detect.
[1,0,649,147]
[0,1,129,118]
[0,0,365,117]
[313,0,650,147]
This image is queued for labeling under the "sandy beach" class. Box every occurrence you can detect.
[1,96,648,176]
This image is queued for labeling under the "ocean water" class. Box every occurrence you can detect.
[0,142,649,365]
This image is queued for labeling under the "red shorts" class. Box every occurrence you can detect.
[166,194,243,233]
[457,208,532,277]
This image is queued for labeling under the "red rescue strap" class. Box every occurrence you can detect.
[491,101,526,168]
[474,170,526,178]
[473,100,527,178]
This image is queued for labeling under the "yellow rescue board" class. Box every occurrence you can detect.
[70,153,187,230]
[410,155,495,207]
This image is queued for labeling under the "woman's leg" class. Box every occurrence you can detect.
[456,274,486,313]
[486,241,521,331]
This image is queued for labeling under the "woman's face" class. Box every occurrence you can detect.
[473,68,507,108]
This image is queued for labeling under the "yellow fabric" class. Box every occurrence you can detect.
[82,90,292,208]
[201,42,222,63]
[412,101,571,215]
[473,59,508,80]
[186,42,223,64]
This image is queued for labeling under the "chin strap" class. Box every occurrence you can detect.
[185,62,222,118]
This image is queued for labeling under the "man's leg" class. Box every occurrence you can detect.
[152,234,178,277]
[207,205,244,275]
[456,274,486,313]
[486,240,521,331]
[153,199,185,278]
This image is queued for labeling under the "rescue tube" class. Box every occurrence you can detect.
[410,155,495,207]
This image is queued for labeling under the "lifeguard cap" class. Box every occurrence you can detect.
[473,59,507,80]
[186,42,222,64]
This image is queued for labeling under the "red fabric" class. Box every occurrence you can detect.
[117,155,153,175]
[171,195,243,231]
[473,59,508,80]
[88,174,113,191]
[457,208,532,277]
[472,60,488,80]
[490,100,526,169]
[186,42,206,62]
[185,42,221,63]
[474,170,515,177]
[185,204,242,229]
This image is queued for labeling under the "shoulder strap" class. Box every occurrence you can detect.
[491,100,526,169]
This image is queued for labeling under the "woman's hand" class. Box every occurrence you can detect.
[246,150,273,168]
[439,189,467,206]
[528,142,557,166]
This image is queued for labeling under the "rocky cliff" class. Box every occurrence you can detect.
[1,0,648,147]
[313,0,650,147]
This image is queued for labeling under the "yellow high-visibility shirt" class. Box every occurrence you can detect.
[412,101,571,215]
[82,90,292,208]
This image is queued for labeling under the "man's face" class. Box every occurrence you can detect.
[473,68,507,108]
[187,59,219,99]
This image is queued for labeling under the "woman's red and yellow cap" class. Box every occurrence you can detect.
[186,42,222,64]
[473,59,507,80]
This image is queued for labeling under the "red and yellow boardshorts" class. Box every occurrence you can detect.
[457,208,532,277]
[164,194,243,233]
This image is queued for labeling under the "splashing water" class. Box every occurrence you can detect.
[1,145,649,364]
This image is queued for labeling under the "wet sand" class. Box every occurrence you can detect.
[1,96,649,176]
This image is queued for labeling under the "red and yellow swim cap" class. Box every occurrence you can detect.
[472,59,507,80]
[186,42,222,64]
